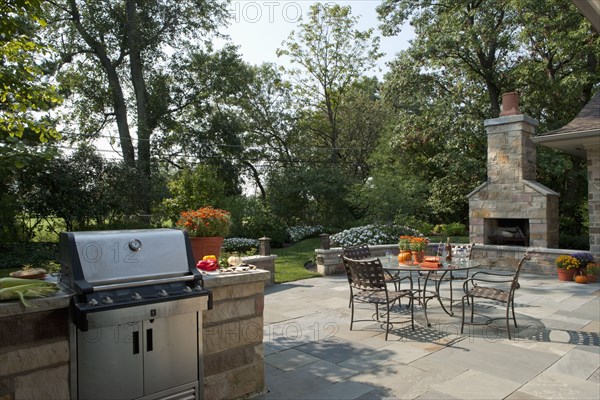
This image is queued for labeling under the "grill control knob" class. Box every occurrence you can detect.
[194,285,203,291]
[131,292,142,300]
[88,298,99,307]
[102,296,113,305]
[157,289,168,297]
[183,286,192,293]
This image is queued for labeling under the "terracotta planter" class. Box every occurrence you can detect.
[398,251,412,263]
[556,268,575,282]
[586,274,597,283]
[412,251,424,263]
[190,236,224,263]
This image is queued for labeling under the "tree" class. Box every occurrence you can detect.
[277,3,383,163]
[376,0,599,228]
[45,0,230,213]
[0,0,62,143]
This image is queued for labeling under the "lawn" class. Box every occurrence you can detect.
[272,238,323,283]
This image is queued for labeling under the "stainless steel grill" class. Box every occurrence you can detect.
[60,228,212,400]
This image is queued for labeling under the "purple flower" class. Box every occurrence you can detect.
[571,252,594,268]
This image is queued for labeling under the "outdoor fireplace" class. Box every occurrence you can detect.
[468,93,559,248]
[485,218,529,246]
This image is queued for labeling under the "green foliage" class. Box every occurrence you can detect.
[157,164,227,224]
[0,242,58,269]
[224,197,287,246]
[559,234,590,251]
[0,0,62,143]
[433,223,467,237]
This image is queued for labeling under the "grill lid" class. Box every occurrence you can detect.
[60,228,201,292]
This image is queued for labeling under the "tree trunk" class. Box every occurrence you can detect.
[126,0,152,215]
[68,0,135,166]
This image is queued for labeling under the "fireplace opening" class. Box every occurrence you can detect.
[485,218,530,246]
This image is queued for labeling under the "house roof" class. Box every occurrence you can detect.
[574,0,600,32]
[532,91,600,158]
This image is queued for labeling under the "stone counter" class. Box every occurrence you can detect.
[0,284,71,400]
[201,270,270,399]
[0,270,270,400]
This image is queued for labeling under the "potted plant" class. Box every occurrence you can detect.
[571,252,594,272]
[586,262,599,283]
[398,236,412,262]
[175,206,231,262]
[555,255,579,281]
[409,236,428,263]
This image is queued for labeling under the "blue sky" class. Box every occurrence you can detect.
[219,0,415,78]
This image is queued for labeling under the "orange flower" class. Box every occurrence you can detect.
[175,206,231,238]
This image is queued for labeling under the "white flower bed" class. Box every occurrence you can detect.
[286,225,324,243]
[330,224,421,247]
[222,237,259,252]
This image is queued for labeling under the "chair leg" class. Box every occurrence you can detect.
[461,296,466,334]
[385,303,390,340]
[410,295,415,330]
[375,303,380,321]
[510,299,518,328]
[506,302,512,340]
[470,297,475,323]
[350,298,355,331]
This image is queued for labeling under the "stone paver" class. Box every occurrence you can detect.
[256,274,600,399]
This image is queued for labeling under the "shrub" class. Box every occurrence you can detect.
[222,237,259,253]
[286,225,324,243]
[330,224,421,247]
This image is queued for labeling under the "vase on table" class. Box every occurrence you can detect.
[190,236,224,263]
[398,250,412,263]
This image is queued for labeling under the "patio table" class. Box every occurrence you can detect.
[383,259,480,327]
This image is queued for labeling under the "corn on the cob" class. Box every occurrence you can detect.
[0,278,59,308]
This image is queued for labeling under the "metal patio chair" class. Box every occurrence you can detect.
[343,256,415,340]
[342,244,408,307]
[460,251,531,340]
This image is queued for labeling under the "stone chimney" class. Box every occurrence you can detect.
[468,93,560,248]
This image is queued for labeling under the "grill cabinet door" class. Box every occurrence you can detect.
[77,322,144,400]
[143,313,199,395]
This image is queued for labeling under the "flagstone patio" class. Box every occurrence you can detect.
[257,274,600,399]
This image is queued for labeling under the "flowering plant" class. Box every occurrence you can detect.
[175,207,231,237]
[398,236,412,251]
[409,236,428,252]
[555,255,579,270]
[571,252,594,269]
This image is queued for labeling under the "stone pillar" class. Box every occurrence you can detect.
[319,233,330,250]
[586,143,600,258]
[258,237,270,256]
[485,114,539,184]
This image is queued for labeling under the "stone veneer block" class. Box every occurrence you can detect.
[14,365,68,400]
[0,341,69,377]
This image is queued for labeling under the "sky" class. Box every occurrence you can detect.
[217,0,415,78]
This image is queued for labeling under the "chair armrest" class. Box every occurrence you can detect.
[463,272,514,292]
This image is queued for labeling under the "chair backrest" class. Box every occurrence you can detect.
[343,256,387,292]
[512,251,531,290]
[342,244,371,260]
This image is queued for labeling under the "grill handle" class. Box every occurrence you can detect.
[92,275,197,292]
[132,331,139,354]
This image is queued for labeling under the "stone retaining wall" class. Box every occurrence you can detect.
[316,243,579,276]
